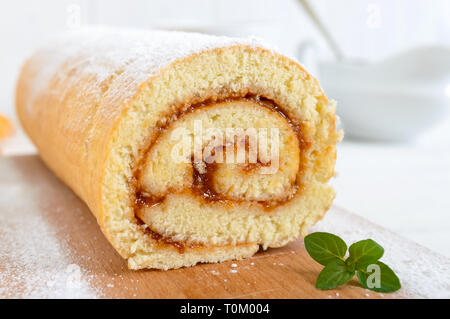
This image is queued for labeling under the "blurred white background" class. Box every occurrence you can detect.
[0,0,449,255]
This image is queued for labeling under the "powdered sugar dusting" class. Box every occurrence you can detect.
[312,207,450,298]
[23,26,271,115]
[0,195,96,298]
[0,157,105,298]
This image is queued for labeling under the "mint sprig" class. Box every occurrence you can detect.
[304,232,401,293]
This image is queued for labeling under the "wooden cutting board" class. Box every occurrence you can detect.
[0,155,448,298]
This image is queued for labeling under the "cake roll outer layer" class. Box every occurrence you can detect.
[16,27,341,270]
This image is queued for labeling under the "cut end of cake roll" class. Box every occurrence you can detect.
[16,28,341,270]
[104,42,341,270]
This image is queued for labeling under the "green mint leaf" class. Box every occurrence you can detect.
[316,259,354,290]
[347,239,384,270]
[357,261,401,293]
[304,232,347,266]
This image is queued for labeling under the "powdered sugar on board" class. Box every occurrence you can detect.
[312,207,450,298]
[0,209,96,298]
[0,157,102,298]
[0,156,147,299]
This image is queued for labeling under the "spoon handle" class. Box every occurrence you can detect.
[297,0,345,61]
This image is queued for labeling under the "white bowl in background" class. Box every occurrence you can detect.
[304,46,450,142]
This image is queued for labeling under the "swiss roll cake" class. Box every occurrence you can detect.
[16,27,341,270]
